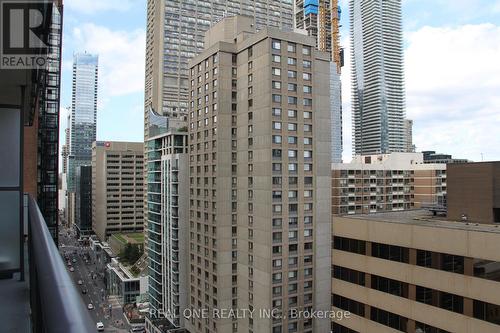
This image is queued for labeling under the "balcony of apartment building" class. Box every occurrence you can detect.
[0,196,94,333]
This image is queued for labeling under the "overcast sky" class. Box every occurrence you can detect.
[59,0,500,165]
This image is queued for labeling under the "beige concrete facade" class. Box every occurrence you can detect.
[92,141,144,241]
[332,153,447,215]
[186,16,331,333]
[331,210,500,333]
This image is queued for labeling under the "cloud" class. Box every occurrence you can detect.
[65,0,134,14]
[340,23,500,161]
[69,23,146,97]
[405,23,500,160]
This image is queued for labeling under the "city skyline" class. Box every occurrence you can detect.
[57,0,500,164]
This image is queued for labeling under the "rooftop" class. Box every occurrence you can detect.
[342,209,500,234]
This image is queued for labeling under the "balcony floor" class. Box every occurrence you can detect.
[0,272,30,333]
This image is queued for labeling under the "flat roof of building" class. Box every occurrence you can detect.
[340,209,500,234]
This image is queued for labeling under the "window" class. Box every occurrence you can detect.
[304,150,312,159]
[272,81,281,89]
[303,85,312,94]
[272,108,282,116]
[272,68,281,76]
[272,39,281,50]
[304,164,312,171]
[304,124,312,132]
[303,60,311,68]
[287,43,296,53]
[287,57,297,65]
[288,136,297,144]
[288,96,297,105]
[248,86,253,95]
[333,237,366,255]
[287,110,297,118]
[288,150,297,158]
[287,70,297,78]
[248,61,253,70]
[272,121,282,130]
[302,46,311,56]
[272,149,282,159]
[248,74,253,83]
[288,123,297,131]
[272,94,282,103]
[248,47,253,58]
[372,242,409,263]
[304,111,312,119]
[288,163,297,172]
[303,98,312,106]
[272,55,281,63]
[303,72,311,81]
[273,135,282,144]
[287,83,297,92]
[304,137,312,145]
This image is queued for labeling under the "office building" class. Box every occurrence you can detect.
[107,257,149,305]
[185,16,331,333]
[92,141,144,241]
[144,0,294,139]
[422,150,469,164]
[350,0,406,155]
[331,210,500,333]
[62,113,71,174]
[404,119,415,152]
[447,162,500,224]
[294,0,344,162]
[68,52,98,192]
[332,153,447,215]
[145,120,189,330]
[75,165,92,237]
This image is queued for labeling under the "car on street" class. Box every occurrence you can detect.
[72,258,77,263]
[87,303,94,310]
[78,280,83,285]
[81,288,87,294]
[96,322,104,331]
[69,267,74,272]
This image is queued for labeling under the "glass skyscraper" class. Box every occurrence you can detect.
[68,53,99,192]
[350,0,406,155]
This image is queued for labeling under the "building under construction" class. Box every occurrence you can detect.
[295,0,345,162]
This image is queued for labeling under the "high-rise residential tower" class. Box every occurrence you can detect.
[183,16,331,333]
[295,0,344,162]
[404,119,415,152]
[144,0,294,140]
[350,0,406,155]
[68,52,98,192]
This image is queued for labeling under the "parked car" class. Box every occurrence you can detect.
[81,288,87,294]
[69,267,74,272]
[77,280,83,285]
[96,322,104,331]
[87,303,94,310]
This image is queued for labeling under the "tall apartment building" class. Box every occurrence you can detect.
[404,119,415,152]
[92,141,144,241]
[68,52,98,192]
[144,0,294,140]
[184,16,331,333]
[294,0,344,162]
[146,124,190,331]
[332,153,447,215]
[331,210,500,333]
[350,0,406,155]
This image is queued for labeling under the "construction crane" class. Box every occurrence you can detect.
[331,0,342,74]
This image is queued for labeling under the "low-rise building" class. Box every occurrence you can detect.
[332,153,447,215]
[447,162,500,224]
[331,210,500,333]
[106,258,148,305]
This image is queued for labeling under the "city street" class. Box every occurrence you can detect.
[58,223,130,333]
